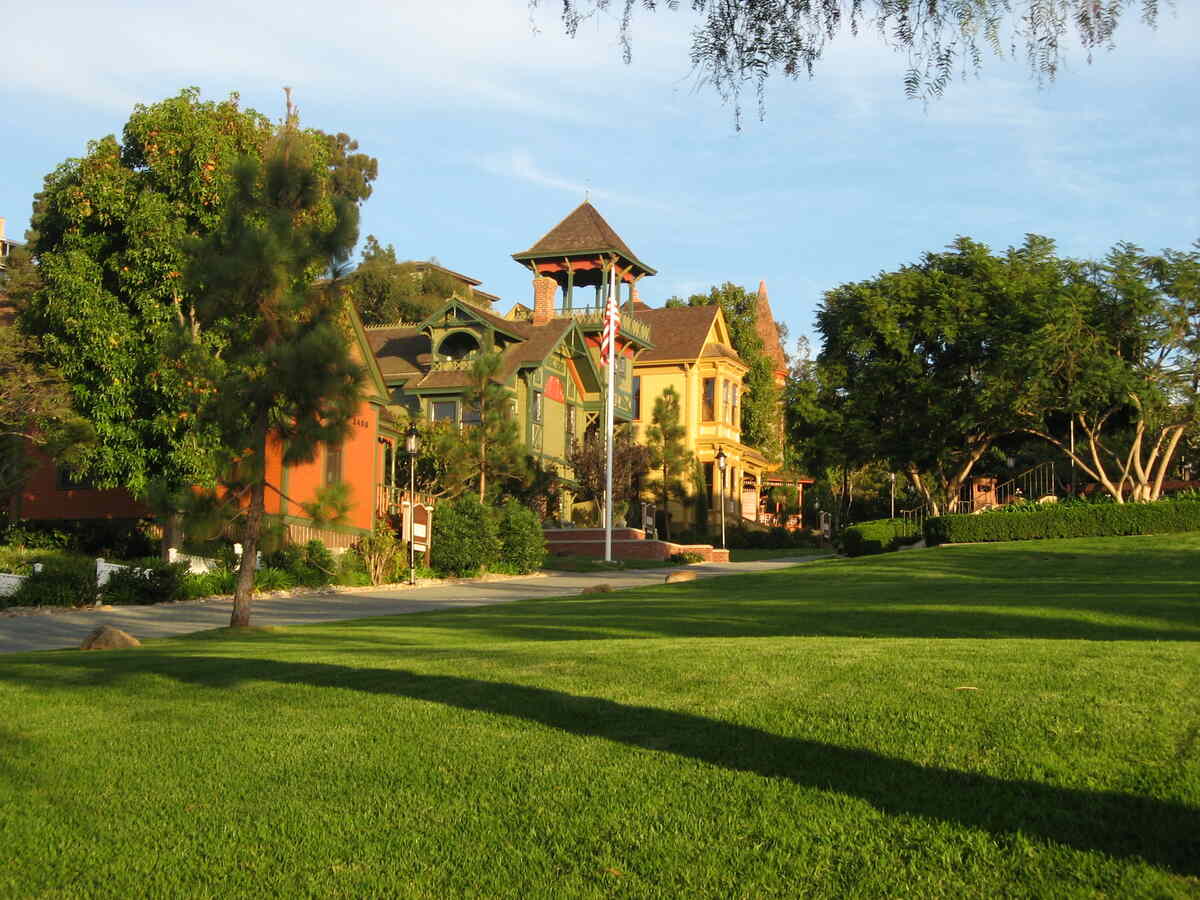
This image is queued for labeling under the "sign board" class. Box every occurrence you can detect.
[411,505,431,553]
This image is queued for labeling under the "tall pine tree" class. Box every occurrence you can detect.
[183,93,368,627]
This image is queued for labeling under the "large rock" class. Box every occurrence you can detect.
[80,626,141,651]
[665,570,698,584]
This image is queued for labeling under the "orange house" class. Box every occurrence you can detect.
[13,305,401,550]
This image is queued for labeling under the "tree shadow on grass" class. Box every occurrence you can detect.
[16,651,1200,878]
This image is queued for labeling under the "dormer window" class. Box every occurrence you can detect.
[437,331,480,361]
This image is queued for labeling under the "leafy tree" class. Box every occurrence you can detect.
[1014,241,1199,502]
[0,248,92,519]
[537,0,1161,125]
[182,96,370,627]
[784,336,885,528]
[348,238,467,325]
[644,386,692,539]
[671,283,784,461]
[815,236,1057,515]
[462,350,526,501]
[566,422,652,523]
[19,88,376,556]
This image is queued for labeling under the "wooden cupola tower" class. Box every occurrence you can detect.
[512,201,656,325]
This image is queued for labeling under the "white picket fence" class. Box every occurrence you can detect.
[1,545,261,600]
[0,564,44,598]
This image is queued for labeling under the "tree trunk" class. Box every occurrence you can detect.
[230,477,265,627]
[906,466,940,516]
[159,512,184,563]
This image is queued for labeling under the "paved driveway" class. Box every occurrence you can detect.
[0,556,828,654]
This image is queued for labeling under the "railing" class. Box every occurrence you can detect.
[551,307,652,343]
[996,461,1057,505]
[377,486,437,518]
[427,358,475,372]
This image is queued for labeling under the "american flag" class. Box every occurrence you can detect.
[599,268,620,366]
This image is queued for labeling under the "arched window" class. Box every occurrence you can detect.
[437,331,480,360]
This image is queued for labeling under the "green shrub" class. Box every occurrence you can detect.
[496,499,546,574]
[349,527,405,585]
[842,519,920,557]
[254,566,297,592]
[924,499,1200,546]
[181,567,236,599]
[263,540,336,587]
[431,495,500,577]
[2,525,71,550]
[9,558,98,608]
[2,519,156,557]
[335,550,372,587]
[669,551,705,564]
[101,561,189,605]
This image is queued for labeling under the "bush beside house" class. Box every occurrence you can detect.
[430,495,545,578]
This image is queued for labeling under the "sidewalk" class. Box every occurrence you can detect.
[0,556,828,654]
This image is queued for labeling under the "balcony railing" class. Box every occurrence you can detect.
[552,307,652,344]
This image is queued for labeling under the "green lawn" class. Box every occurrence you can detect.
[1,534,1198,897]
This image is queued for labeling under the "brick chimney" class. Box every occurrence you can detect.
[532,275,557,325]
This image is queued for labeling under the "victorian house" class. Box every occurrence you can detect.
[12,201,805,546]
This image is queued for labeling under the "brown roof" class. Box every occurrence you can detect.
[513,202,655,275]
[634,305,720,363]
[366,327,430,379]
[756,280,788,374]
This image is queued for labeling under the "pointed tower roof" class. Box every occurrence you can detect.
[755,280,789,376]
[512,201,656,278]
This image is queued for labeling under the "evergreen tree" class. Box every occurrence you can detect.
[645,386,691,540]
[462,350,525,502]
[19,88,377,555]
[183,95,368,627]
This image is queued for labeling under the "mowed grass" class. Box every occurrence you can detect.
[1,534,1198,898]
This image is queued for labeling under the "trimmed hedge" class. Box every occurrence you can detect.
[842,519,921,557]
[924,499,1200,546]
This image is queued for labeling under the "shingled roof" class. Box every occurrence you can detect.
[365,327,430,380]
[756,280,789,375]
[512,202,656,276]
[633,305,720,363]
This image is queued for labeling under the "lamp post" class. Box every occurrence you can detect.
[405,423,419,585]
[715,447,727,550]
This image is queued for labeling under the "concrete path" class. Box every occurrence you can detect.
[0,556,828,654]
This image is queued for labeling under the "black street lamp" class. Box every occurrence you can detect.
[715,447,727,550]
[406,423,419,585]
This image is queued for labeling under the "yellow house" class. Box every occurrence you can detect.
[630,301,773,530]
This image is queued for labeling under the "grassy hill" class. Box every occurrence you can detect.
[1,534,1197,897]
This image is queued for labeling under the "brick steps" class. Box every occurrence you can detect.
[544,528,729,563]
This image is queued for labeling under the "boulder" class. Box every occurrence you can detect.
[665,570,698,584]
[580,583,613,595]
[80,626,141,651]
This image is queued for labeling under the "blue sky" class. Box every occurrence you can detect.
[3,1,1197,349]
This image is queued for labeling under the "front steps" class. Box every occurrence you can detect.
[544,527,730,563]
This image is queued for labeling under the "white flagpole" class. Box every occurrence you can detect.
[604,264,616,563]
